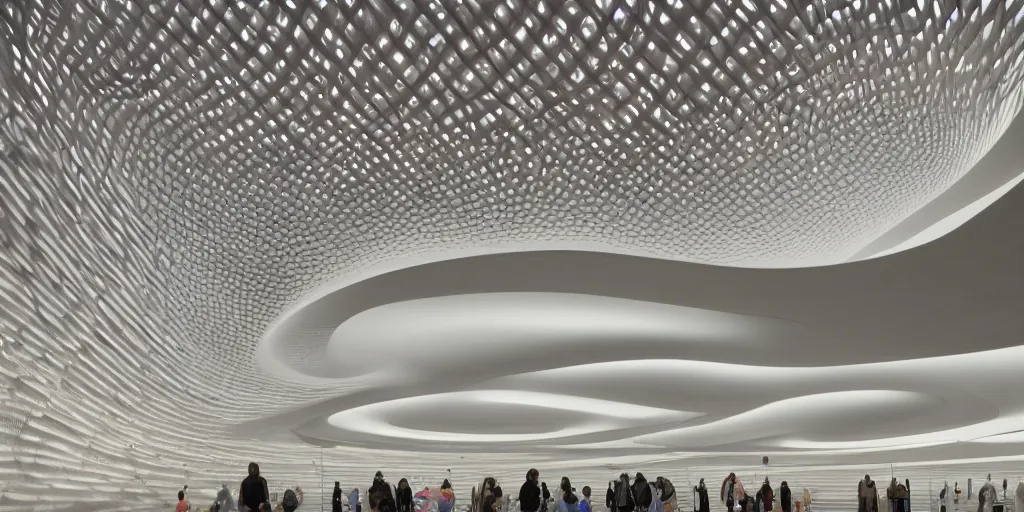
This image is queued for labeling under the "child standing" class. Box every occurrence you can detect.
[176,490,190,512]
[580,487,593,512]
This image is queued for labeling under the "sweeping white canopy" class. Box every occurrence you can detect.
[1,0,1024,510]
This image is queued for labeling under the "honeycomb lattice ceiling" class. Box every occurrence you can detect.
[1,0,1024,510]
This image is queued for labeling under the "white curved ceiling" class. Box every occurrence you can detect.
[2,0,1024,510]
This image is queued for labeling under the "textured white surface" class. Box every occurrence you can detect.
[2,0,1024,511]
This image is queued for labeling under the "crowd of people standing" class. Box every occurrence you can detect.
[180,464,743,512]
[514,469,678,512]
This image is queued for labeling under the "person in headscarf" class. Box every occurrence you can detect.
[695,479,710,512]
[779,483,791,512]
[283,488,301,512]
[559,478,580,512]
[398,479,414,512]
[334,483,344,512]
[371,472,397,512]
[887,479,901,512]
[542,483,551,507]
[239,462,269,512]
[520,469,542,512]
[477,477,498,512]
[721,474,744,512]
[722,474,735,511]
[759,479,773,512]
[656,478,677,512]
[633,474,652,511]
[614,474,635,512]
[858,476,879,512]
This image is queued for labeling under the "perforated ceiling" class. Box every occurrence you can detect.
[2,0,1024,510]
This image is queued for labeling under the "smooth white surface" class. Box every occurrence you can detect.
[3,1,1024,510]
[325,293,792,374]
[868,169,1024,259]
[327,390,698,442]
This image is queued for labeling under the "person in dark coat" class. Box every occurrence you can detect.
[239,462,269,512]
[334,482,344,512]
[634,474,653,511]
[779,482,791,512]
[759,479,774,512]
[371,471,396,512]
[520,469,542,512]
[695,479,710,512]
[397,479,414,512]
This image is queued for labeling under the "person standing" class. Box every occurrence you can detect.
[397,479,415,512]
[334,482,344,512]
[239,462,270,512]
[580,486,592,512]
[176,489,191,512]
[440,479,456,512]
[656,478,676,512]
[370,471,396,512]
[520,469,542,512]
[633,474,652,512]
[614,474,635,512]
[351,489,362,512]
[559,479,580,512]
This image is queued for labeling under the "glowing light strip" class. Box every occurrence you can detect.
[327,390,695,443]
[471,390,693,420]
